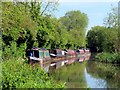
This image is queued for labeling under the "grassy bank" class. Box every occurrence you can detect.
[1,59,65,89]
[95,52,120,64]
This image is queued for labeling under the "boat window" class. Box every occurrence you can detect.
[45,51,49,57]
[39,51,43,59]
[34,50,39,58]
[57,50,62,55]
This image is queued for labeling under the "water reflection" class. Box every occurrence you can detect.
[86,61,120,88]
[48,54,90,88]
[50,62,87,88]
[42,54,120,88]
[76,56,84,62]
[43,64,50,72]
[48,58,75,73]
[48,54,90,71]
[85,68,107,88]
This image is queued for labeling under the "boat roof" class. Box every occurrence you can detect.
[30,47,48,51]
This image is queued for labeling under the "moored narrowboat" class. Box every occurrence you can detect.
[76,49,85,57]
[85,48,90,53]
[27,47,51,67]
[66,50,76,58]
[49,49,66,61]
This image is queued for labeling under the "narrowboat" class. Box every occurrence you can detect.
[84,48,91,60]
[49,49,66,61]
[26,47,51,67]
[66,50,76,58]
[85,48,90,53]
[76,49,85,57]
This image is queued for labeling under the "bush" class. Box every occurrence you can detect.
[1,59,65,89]
[2,42,27,61]
[95,52,120,64]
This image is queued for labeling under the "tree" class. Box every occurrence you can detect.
[26,1,59,48]
[60,10,88,31]
[59,10,88,48]
[2,2,37,45]
[2,2,38,59]
[40,0,59,15]
[87,26,106,52]
[36,16,56,49]
[103,7,118,28]
[103,6,120,52]
[87,26,119,52]
[103,28,119,52]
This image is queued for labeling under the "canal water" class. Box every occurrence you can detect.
[43,55,120,88]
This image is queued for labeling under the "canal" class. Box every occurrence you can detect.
[43,55,120,88]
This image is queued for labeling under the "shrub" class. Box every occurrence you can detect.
[2,42,27,61]
[95,52,120,64]
[1,59,65,89]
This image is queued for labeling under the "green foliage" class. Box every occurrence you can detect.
[103,28,119,52]
[87,26,119,52]
[2,2,89,59]
[1,59,65,88]
[59,10,88,49]
[95,52,120,64]
[87,26,106,52]
[2,42,26,60]
[87,6,119,53]
[60,10,88,31]
[36,16,56,49]
[2,2,37,42]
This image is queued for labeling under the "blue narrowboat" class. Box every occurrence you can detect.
[27,47,51,67]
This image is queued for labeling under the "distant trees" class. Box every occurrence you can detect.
[87,7,119,53]
[59,10,88,49]
[87,26,106,52]
[60,11,88,31]
[87,26,119,52]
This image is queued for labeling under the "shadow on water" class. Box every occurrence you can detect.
[42,54,120,88]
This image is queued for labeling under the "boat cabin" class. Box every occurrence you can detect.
[85,48,90,53]
[76,49,85,54]
[27,47,51,62]
[67,50,76,56]
[50,49,65,57]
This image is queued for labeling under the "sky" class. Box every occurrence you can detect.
[54,0,119,31]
